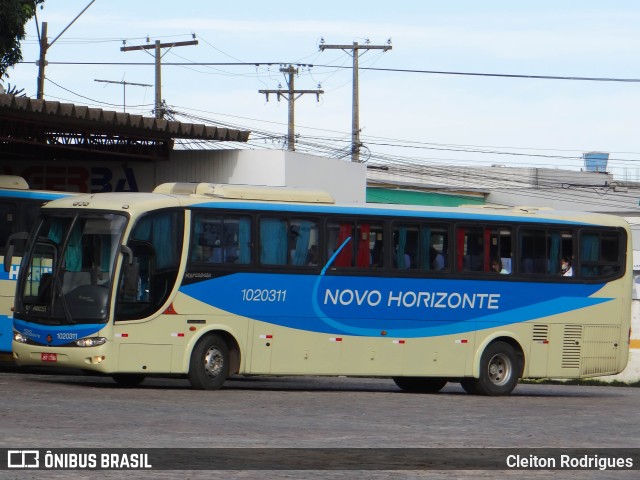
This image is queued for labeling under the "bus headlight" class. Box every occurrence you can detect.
[75,337,107,347]
[14,332,28,344]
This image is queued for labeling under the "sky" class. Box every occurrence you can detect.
[4,0,640,179]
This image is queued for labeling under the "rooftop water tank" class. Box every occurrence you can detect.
[583,152,609,173]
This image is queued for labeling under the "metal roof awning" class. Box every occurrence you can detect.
[0,93,250,162]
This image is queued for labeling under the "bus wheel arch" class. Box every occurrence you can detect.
[188,331,240,390]
[462,337,524,396]
[215,330,241,376]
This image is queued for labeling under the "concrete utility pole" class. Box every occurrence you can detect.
[259,66,324,151]
[94,79,152,112]
[121,38,198,119]
[36,0,97,99]
[319,40,392,162]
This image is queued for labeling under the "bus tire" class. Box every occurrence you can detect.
[112,374,146,387]
[463,341,520,396]
[188,334,229,390]
[392,377,447,393]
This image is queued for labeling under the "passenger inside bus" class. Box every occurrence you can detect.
[561,256,573,277]
[307,245,319,266]
[430,247,445,271]
[491,257,509,274]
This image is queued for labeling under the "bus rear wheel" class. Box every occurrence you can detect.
[392,377,447,393]
[188,334,229,390]
[462,341,520,396]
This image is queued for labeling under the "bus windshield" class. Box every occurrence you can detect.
[15,212,127,325]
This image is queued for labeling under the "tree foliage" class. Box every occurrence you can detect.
[0,0,46,80]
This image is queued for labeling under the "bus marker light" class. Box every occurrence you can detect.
[259,335,273,339]
[329,337,343,342]
[171,333,185,337]
[189,326,197,332]
[455,339,468,344]
[393,340,406,344]
[115,333,128,338]
[86,355,106,364]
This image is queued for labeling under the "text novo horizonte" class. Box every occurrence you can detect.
[324,289,500,309]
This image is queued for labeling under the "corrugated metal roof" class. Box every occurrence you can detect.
[0,93,250,142]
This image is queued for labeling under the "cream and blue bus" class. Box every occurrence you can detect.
[0,175,73,356]
[5,182,632,395]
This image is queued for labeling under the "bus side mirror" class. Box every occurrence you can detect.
[120,245,140,297]
[3,232,29,272]
[120,245,133,265]
[3,244,14,273]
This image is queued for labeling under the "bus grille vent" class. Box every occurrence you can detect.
[580,325,620,376]
[532,324,549,343]
[562,324,582,369]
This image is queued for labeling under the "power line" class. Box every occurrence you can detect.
[23,60,640,83]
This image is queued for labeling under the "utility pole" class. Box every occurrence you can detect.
[319,40,391,162]
[94,79,152,112]
[36,0,97,99]
[121,37,198,119]
[259,65,324,151]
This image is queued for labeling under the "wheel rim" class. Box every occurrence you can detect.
[203,346,224,378]
[487,353,512,386]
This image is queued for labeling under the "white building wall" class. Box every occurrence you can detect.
[163,150,366,203]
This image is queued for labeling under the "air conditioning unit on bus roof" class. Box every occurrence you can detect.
[153,182,335,204]
[0,175,29,190]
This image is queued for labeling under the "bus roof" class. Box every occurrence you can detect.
[38,184,630,228]
[0,175,76,201]
[153,182,336,204]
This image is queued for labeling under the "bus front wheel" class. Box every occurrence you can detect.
[461,341,520,396]
[393,377,447,393]
[188,334,229,390]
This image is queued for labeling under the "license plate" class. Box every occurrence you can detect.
[41,353,57,362]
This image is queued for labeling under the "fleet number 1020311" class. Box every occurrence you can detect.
[241,289,287,302]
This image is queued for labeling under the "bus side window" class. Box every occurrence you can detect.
[369,224,385,268]
[580,230,622,278]
[331,222,353,267]
[393,224,417,270]
[260,217,288,265]
[457,226,485,272]
[191,214,251,266]
[327,221,383,269]
[519,228,573,276]
[0,201,17,254]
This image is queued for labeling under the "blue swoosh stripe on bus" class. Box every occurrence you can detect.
[0,191,70,200]
[180,274,609,338]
